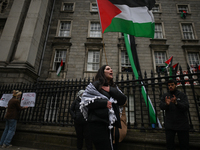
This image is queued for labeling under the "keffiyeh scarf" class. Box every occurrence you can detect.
[80,83,118,129]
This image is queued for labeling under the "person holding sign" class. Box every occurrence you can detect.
[0,90,28,148]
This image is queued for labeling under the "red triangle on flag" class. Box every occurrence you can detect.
[165,56,173,65]
[60,59,63,66]
[97,0,122,33]
[183,10,187,13]
[172,63,178,69]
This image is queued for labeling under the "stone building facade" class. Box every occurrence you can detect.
[0,0,200,83]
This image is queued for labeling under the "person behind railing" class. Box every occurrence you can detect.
[69,90,93,150]
[80,65,127,150]
[159,79,189,150]
[0,90,28,148]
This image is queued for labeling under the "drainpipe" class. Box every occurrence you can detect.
[37,0,55,79]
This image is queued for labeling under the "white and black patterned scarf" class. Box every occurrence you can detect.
[80,83,119,129]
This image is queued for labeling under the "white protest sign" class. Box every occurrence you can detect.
[0,94,13,107]
[20,92,36,107]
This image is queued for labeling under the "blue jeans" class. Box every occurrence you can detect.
[0,119,17,146]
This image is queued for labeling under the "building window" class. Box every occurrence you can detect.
[152,4,161,13]
[87,51,100,71]
[61,3,74,12]
[154,51,166,73]
[154,23,163,39]
[90,3,98,12]
[188,52,200,67]
[53,50,67,71]
[181,24,195,40]
[177,5,189,13]
[57,21,71,37]
[89,22,101,37]
[121,51,132,72]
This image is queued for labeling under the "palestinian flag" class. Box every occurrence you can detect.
[171,63,179,76]
[56,59,63,76]
[172,63,179,71]
[124,33,162,128]
[96,0,156,38]
[165,56,173,68]
[181,10,187,19]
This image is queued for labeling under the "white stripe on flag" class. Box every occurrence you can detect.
[115,5,154,23]
[56,66,62,76]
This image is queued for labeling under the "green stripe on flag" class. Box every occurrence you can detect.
[105,18,155,38]
[124,33,162,128]
[141,84,156,123]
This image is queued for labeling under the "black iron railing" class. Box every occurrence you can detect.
[0,66,200,131]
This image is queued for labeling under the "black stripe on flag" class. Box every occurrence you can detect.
[109,0,155,10]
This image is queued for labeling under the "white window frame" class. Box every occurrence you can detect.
[90,2,98,12]
[180,23,197,40]
[61,2,75,12]
[86,50,100,71]
[152,3,162,13]
[56,20,72,37]
[153,50,168,73]
[52,50,67,71]
[88,21,102,38]
[120,50,132,73]
[154,23,165,39]
[176,4,190,14]
[186,51,200,68]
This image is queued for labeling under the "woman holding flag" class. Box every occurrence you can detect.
[80,65,126,150]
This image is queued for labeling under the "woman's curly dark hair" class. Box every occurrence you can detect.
[94,65,115,90]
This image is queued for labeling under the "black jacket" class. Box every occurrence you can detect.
[159,90,189,130]
[70,97,86,124]
[87,81,127,128]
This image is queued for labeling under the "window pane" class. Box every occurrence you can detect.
[152,5,159,12]
[154,51,166,65]
[90,22,101,37]
[178,5,188,13]
[87,51,100,71]
[92,3,98,11]
[188,52,200,67]
[121,51,132,72]
[53,50,67,70]
[182,24,194,39]
[58,21,71,37]
[63,3,73,11]
[154,51,166,73]
[154,24,163,39]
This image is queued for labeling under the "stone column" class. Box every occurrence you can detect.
[0,0,28,65]
[11,0,49,72]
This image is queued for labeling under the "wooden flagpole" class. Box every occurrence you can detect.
[102,34,108,65]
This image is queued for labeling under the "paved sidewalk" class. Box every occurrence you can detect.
[0,146,40,150]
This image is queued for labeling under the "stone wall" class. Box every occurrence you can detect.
[0,123,199,150]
